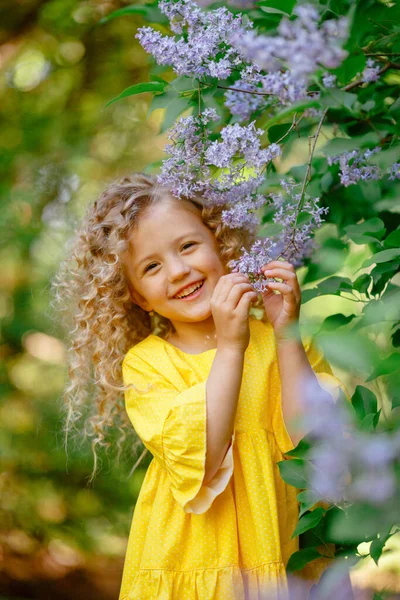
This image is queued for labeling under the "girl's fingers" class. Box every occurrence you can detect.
[262,260,295,272]
[262,268,298,283]
[266,281,297,302]
[262,268,301,302]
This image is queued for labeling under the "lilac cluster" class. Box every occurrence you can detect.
[227,179,328,292]
[229,5,349,86]
[361,58,381,83]
[326,146,382,187]
[157,108,219,198]
[269,180,329,264]
[389,162,400,181]
[224,68,309,120]
[298,374,400,506]
[136,0,250,79]
[158,114,283,237]
[322,72,337,88]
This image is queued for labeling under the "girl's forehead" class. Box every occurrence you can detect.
[126,198,206,253]
[134,198,203,231]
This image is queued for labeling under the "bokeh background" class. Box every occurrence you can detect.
[1,0,399,598]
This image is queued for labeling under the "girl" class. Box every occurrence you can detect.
[53,172,350,600]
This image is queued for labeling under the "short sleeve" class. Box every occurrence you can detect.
[122,351,234,515]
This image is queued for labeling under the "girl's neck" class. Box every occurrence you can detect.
[166,317,217,353]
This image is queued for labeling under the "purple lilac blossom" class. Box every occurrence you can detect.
[322,72,337,88]
[298,372,399,506]
[157,108,220,197]
[326,147,382,187]
[388,162,400,180]
[228,238,280,292]
[269,179,330,266]
[136,0,250,79]
[226,179,329,289]
[361,58,381,83]
[158,115,283,238]
[229,4,348,80]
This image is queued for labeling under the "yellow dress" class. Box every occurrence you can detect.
[119,316,350,600]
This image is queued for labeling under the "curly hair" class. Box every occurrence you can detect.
[51,172,266,483]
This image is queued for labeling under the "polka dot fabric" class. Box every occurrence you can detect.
[119,317,350,600]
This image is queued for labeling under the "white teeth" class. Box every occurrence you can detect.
[175,281,203,299]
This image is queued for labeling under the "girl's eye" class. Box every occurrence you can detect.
[144,263,157,273]
[144,243,196,273]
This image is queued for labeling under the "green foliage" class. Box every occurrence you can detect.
[2,0,400,593]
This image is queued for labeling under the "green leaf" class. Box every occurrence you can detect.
[359,410,381,432]
[370,532,391,566]
[98,4,168,25]
[351,385,377,420]
[286,548,323,572]
[292,508,325,539]
[319,313,357,333]
[267,123,293,143]
[353,274,371,295]
[316,331,379,377]
[344,218,386,242]
[332,52,366,85]
[105,82,167,107]
[302,276,353,304]
[320,89,358,112]
[276,458,310,489]
[295,211,314,227]
[383,228,400,248]
[362,248,400,269]
[264,99,320,129]
[321,132,381,157]
[160,96,191,133]
[284,437,312,459]
[366,353,400,382]
[297,490,321,518]
[256,0,296,14]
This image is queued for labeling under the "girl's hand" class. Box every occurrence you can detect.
[210,273,258,353]
[260,261,301,341]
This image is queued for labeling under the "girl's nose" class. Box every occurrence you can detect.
[167,257,191,281]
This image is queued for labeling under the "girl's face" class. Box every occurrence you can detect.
[122,196,228,325]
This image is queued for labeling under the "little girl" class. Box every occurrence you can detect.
[54,172,350,599]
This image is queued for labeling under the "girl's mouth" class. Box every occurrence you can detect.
[174,280,205,301]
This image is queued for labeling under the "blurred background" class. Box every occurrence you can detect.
[0,0,399,598]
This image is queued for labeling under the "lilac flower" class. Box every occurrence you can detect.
[268,179,330,266]
[349,469,396,505]
[204,122,278,170]
[326,147,382,187]
[361,58,381,83]
[228,238,280,292]
[221,194,265,232]
[157,108,220,198]
[388,162,400,181]
[297,372,399,507]
[261,71,309,105]
[309,442,350,503]
[229,4,349,78]
[224,80,268,121]
[136,0,250,79]
[322,72,337,88]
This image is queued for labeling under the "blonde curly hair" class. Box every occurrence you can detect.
[51,172,266,483]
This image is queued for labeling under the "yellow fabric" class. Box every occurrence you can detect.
[119,317,351,600]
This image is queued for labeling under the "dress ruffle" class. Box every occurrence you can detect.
[121,561,290,600]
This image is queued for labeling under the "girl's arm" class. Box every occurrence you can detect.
[203,346,245,485]
[276,335,321,447]
[203,271,257,486]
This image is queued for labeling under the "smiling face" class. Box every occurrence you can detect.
[122,196,228,327]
